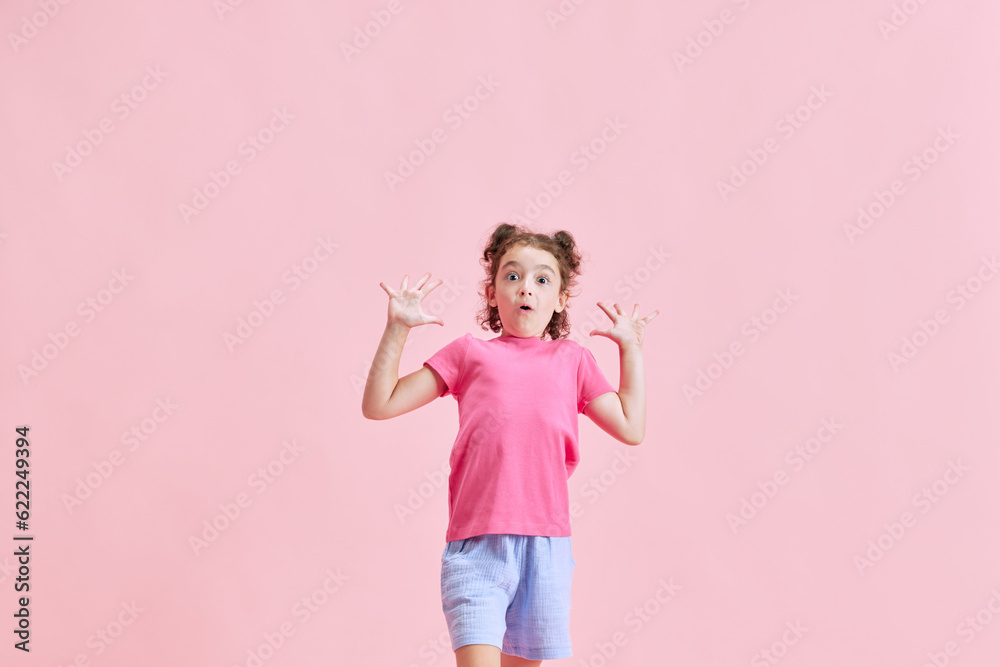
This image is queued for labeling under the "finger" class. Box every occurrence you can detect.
[632,304,639,318]
[614,303,624,316]
[413,272,430,290]
[596,302,616,320]
[644,309,660,323]
[401,274,409,290]
[379,282,394,297]
[423,277,443,296]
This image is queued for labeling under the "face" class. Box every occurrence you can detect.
[487,244,568,339]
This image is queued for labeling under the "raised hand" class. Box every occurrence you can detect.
[379,272,445,328]
[590,302,659,349]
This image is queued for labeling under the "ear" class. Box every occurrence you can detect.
[554,289,569,313]
[486,283,495,307]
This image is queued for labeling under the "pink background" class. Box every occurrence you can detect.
[3,1,999,665]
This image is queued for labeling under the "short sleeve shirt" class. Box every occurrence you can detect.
[423,333,616,541]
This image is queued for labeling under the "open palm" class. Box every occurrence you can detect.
[590,302,659,348]
[379,272,445,328]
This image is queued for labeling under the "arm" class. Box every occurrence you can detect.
[584,342,646,446]
[584,301,658,446]
[361,322,448,420]
[361,273,448,420]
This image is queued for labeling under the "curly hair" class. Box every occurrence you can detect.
[475,222,584,341]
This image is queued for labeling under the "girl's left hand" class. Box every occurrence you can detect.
[590,302,659,349]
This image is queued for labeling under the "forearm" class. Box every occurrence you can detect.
[617,343,647,444]
[361,321,410,419]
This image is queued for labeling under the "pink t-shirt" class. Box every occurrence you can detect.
[423,333,616,541]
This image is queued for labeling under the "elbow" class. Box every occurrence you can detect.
[361,403,384,420]
[625,430,645,447]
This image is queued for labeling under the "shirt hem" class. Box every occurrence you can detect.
[446,523,571,542]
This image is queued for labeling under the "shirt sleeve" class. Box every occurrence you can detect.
[577,345,616,413]
[423,333,472,398]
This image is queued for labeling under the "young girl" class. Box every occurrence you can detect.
[362,223,658,667]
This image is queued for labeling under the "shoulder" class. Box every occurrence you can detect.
[426,332,474,361]
[440,332,475,348]
[548,336,591,364]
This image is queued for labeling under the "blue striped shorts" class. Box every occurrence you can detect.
[440,533,575,660]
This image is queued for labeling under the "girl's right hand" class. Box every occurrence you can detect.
[379,272,445,328]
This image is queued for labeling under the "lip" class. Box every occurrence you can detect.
[516,304,533,313]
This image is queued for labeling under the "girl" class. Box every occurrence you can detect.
[362,223,658,667]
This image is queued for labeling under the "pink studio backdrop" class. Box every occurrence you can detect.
[2,1,999,665]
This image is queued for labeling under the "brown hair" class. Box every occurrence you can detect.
[476,222,583,341]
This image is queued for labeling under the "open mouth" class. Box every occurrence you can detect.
[519,305,532,312]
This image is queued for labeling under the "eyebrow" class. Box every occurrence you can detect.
[500,261,555,273]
